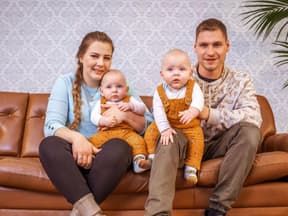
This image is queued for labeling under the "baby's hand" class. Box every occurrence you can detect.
[160,128,177,145]
[179,108,199,124]
[118,102,132,112]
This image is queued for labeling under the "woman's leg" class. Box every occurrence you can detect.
[39,136,91,204]
[85,138,132,203]
[39,136,132,204]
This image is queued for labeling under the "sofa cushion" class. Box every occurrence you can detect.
[197,151,288,187]
[21,94,48,157]
[1,151,288,194]
[0,158,56,192]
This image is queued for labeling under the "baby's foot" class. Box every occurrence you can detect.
[139,159,152,170]
[184,166,198,185]
[133,155,149,173]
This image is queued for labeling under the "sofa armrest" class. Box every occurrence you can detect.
[262,133,288,152]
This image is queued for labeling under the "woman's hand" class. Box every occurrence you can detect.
[55,128,101,169]
[71,132,101,169]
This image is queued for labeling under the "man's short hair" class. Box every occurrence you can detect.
[196,18,228,40]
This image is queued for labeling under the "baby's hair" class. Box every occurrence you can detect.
[100,69,127,86]
[161,48,191,67]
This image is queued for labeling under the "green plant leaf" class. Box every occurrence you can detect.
[241,0,288,41]
[241,0,288,88]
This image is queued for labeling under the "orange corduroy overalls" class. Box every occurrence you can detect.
[89,96,147,157]
[144,80,204,169]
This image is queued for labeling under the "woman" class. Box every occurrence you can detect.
[39,31,151,216]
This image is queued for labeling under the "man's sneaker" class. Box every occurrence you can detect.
[204,208,226,216]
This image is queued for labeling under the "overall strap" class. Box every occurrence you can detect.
[122,95,131,103]
[157,84,170,112]
[184,79,195,106]
[100,97,106,114]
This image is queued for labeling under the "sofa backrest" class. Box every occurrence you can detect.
[21,93,49,157]
[0,92,29,156]
[0,92,276,157]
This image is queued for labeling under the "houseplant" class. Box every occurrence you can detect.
[240,0,288,87]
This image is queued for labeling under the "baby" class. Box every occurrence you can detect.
[144,49,204,184]
[89,69,150,173]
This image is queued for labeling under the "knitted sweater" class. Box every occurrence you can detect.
[192,65,262,142]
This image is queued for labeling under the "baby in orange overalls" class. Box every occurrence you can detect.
[144,49,204,184]
[89,69,150,173]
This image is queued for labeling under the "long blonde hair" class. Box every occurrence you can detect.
[69,31,114,130]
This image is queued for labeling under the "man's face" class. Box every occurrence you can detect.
[194,29,230,79]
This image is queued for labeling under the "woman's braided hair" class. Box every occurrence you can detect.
[69,31,114,130]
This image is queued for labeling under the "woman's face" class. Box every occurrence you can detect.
[80,41,113,88]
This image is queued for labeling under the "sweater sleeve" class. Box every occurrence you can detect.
[44,76,70,137]
[207,73,262,129]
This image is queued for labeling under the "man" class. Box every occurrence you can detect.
[144,18,262,216]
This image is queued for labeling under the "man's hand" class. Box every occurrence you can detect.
[198,106,210,121]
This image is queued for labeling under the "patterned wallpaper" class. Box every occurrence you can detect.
[0,0,287,133]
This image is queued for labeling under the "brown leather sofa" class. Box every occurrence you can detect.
[0,91,288,216]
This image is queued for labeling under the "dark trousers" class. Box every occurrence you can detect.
[39,136,132,204]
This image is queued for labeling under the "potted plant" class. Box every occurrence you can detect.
[240,0,288,87]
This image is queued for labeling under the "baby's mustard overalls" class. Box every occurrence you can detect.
[144,80,204,170]
[89,96,147,157]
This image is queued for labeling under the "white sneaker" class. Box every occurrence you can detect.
[184,166,198,184]
[133,154,147,173]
